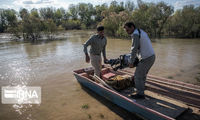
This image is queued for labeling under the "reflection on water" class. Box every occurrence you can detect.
[0,31,200,120]
[151,39,200,76]
[0,33,88,85]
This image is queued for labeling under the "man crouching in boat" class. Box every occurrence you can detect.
[83,26,108,77]
[124,22,156,99]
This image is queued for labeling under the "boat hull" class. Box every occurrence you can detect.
[73,72,174,120]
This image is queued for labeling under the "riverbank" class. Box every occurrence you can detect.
[1,29,200,44]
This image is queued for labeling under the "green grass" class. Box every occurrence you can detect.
[81,104,89,109]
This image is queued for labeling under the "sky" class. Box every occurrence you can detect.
[0,0,200,11]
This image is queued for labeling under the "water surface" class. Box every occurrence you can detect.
[0,30,200,120]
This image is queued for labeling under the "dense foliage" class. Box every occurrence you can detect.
[0,0,200,41]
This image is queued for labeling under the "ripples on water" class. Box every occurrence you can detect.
[0,31,93,119]
[0,31,200,119]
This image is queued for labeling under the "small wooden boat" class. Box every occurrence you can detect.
[73,66,200,120]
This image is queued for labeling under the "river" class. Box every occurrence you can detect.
[0,30,200,120]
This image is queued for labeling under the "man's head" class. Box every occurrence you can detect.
[124,22,135,35]
[97,26,104,37]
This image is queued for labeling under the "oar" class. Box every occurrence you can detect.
[91,75,116,91]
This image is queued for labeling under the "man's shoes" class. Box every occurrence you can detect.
[131,94,145,99]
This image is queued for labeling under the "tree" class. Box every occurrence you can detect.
[19,8,29,19]
[5,9,19,39]
[125,0,135,12]
[78,3,95,28]
[169,5,199,38]
[43,19,57,40]
[101,11,132,37]
[39,7,54,20]
[1,1,199,39]
[0,9,17,33]
[132,1,173,37]
[156,2,174,37]
[194,6,200,37]
[0,9,6,32]
[94,3,108,22]
[54,8,63,26]
[62,19,81,30]
[109,1,125,13]
[31,8,40,18]
[22,15,42,41]
[19,8,43,41]
[68,4,78,20]
[132,5,150,35]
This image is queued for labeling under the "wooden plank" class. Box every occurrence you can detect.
[146,84,200,108]
[120,88,188,118]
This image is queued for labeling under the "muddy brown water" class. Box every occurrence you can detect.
[0,30,200,120]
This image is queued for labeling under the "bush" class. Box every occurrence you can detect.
[62,19,81,30]
[101,11,132,37]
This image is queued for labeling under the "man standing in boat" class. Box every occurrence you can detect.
[83,26,108,77]
[124,22,155,99]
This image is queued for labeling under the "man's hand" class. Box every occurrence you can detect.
[85,54,90,63]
